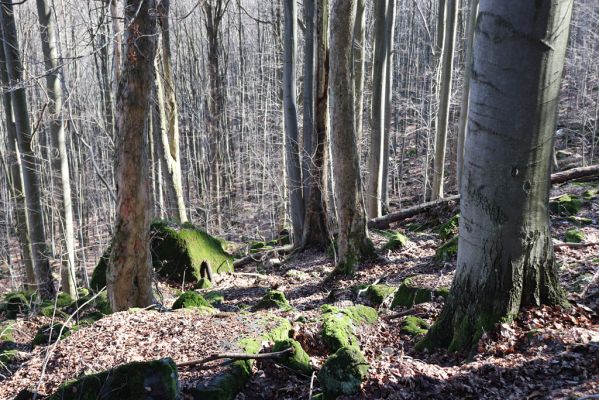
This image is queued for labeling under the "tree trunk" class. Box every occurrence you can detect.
[366,0,388,219]
[0,1,55,299]
[419,0,572,352]
[301,0,330,249]
[431,0,458,200]
[108,0,157,312]
[36,0,78,298]
[283,0,304,246]
[156,0,188,223]
[353,0,366,142]
[330,0,372,274]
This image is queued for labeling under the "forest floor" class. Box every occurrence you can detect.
[0,177,598,399]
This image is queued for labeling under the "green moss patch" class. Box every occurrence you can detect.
[203,291,224,306]
[435,236,458,261]
[48,358,179,400]
[194,278,213,289]
[273,339,312,375]
[565,229,585,243]
[401,316,429,336]
[33,323,71,346]
[0,349,18,365]
[549,194,583,216]
[172,291,212,310]
[437,214,460,240]
[320,305,377,352]
[1,291,35,319]
[582,188,598,200]
[365,284,396,306]
[254,290,291,311]
[391,277,436,308]
[0,323,14,342]
[382,231,409,251]
[568,216,593,226]
[318,346,369,399]
[90,248,109,293]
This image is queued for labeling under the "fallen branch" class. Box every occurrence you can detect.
[554,241,599,250]
[233,244,294,268]
[384,309,427,321]
[369,165,599,229]
[177,347,294,368]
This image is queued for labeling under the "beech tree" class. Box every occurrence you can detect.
[108,0,158,311]
[420,0,573,351]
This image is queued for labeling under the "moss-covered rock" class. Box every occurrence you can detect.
[318,346,369,399]
[567,216,593,226]
[391,278,434,308]
[382,231,409,251]
[365,284,396,306]
[195,278,213,289]
[48,358,179,400]
[1,292,35,319]
[435,236,458,261]
[172,291,212,310]
[272,339,312,375]
[151,220,233,282]
[549,194,583,216]
[582,188,598,200]
[40,305,69,319]
[33,323,70,346]
[437,214,460,240]
[320,305,377,352]
[401,316,429,336]
[203,291,224,306]
[254,290,291,311]
[565,229,585,243]
[90,249,109,293]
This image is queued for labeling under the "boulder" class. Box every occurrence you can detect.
[318,346,369,399]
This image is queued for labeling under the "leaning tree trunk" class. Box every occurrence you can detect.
[330,0,372,274]
[1,1,55,299]
[108,0,157,312]
[419,0,572,352]
[431,0,458,200]
[366,0,388,219]
[36,0,78,298]
[283,0,304,246]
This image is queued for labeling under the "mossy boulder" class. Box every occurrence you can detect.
[567,216,593,226]
[254,290,291,311]
[438,214,460,240]
[151,220,233,282]
[172,291,212,310]
[365,284,396,306]
[401,316,429,336]
[203,291,224,306]
[565,229,585,243]
[391,278,435,308]
[1,292,35,319]
[33,323,71,346]
[382,231,409,251]
[549,194,583,216]
[320,305,377,352]
[194,278,213,289]
[435,236,458,261]
[318,346,369,399]
[272,339,312,375]
[90,249,109,293]
[48,358,179,400]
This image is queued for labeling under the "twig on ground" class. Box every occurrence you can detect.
[177,347,294,368]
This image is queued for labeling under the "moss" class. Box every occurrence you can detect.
[436,287,450,298]
[382,231,409,251]
[435,236,458,261]
[95,292,112,315]
[365,284,396,306]
[321,304,378,325]
[2,291,35,319]
[56,292,74,308]
[40,305,68,319]
[582,188,598,200]
[249,241,266,250]
[203,291,224,306]
[437,214,460,241]
[254,290,291,311]
[0,349,18,364]
[318,346,369,399]
[263,318,293,343]
[401,316,429,336]
[565,229,585,243]
[48,358,179,400]
[172,291,212,310]
[272,339,312,375]
[321,311,357,352]
[90,248,110,293]
[33,323,71,346]
[549,194,583,216]
[391,278,434,308]
[195,278,213,289]
[0,323,14,342]
[567,216,593,226]
[151,220,234,282]
[78,288,90,298]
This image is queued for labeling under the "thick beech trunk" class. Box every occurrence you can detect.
[353,0,366,141]
[420,0,572,352]
[108,0,157,311]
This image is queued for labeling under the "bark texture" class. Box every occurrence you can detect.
[108,0,157,311]
[329,0,372,274]
[420,0,572,352]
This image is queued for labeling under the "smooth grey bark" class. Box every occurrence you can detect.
[108,0,157,311]
[36,0,78,298]
[109,0,122,98]
[353,0,366,141]
[456,0,479,190]
[283,0,304,246]
[1,1,55,299]
[420,0,572,352]
[0,31,35,289]
[431,0,458,200]
[366,0,388,218]
[301,0,329,249]
[330,0,372,274]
